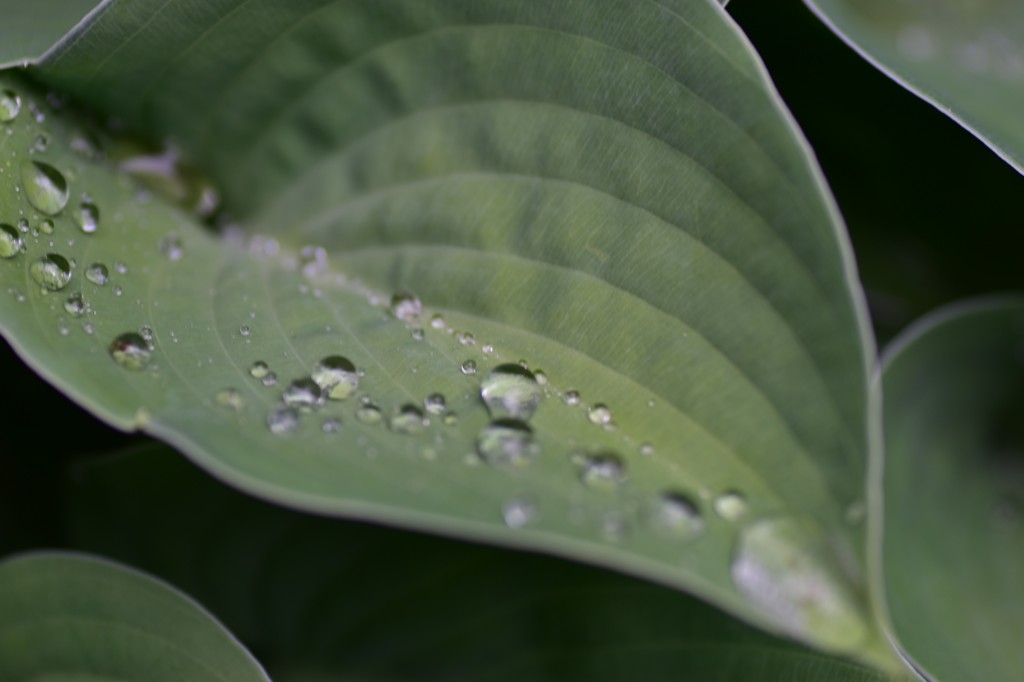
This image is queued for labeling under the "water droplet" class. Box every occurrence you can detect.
[502,498,536,529]
[39,219,54,235]
[390,292,421,322]
[63,292,86,317]
[430,314,446,330]
[575,452,627,491]
[461,359,477,375]
[82,322,94,335]
[650,492,704,539]
[158,233,183,261]
[215,388,243,411]
[534,370,548,385]
[239,325,251,337]
[109,332,152,371]
[477,420,539,467]
[249,361,270,379]
[588,404,613,426]
[0,224,24,258]
[714,491,747,522]
[114,261,127,274]
[311,355,359,400]
[139,325,154,341]
[30,253,72,291]
[21,161,69,215]
[563,390,581,406]
[322,417,341,433]
[411,327,424,341]
[390,404,427,435]
[424,393,447,415]
[455,331,475,346]
[481,363,542,421]
[85,263,109,286]
[0,90,21,122]
[261,372,277,387]
[267,405,299,435]
[640,443,655,457]
[443,412,458,426]
[732,518,869,650]
[113,284,124,297]
[32,134,49,153]
[75,201,99,234]
[282,377,323,412]
[355,402,383,425]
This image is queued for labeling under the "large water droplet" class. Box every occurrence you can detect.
[0,90,21,122]
[390,292,421,322]
[30,253,72,291]
[85,263,109,286]
[732,518,869,650]
[714,491,748,522]
[575,452,627,491]
[63,292,86,317]
[502,498,536,529]
[282,377,323,412]
[75,200,99,234]
[267,405,299,435]
[390,404,427,435]
[21,161,69,215]
[109,332,152,371]
[588,404,613,427]
[311,355,359,400]
[480,364,542,421]
[0,224,24,258]
[477,420,539,467]
[650,492,704,539]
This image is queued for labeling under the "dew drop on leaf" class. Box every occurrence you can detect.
[30,253,72,291]
[311,355,359,400]
[640,442,655,457]
[423,393,446,415]
[502,498,536,529]
[109,332,152,371]
[0,223,24,258]
[239,325,250,337]
[20,160,69,215]
[0,90,21,122]
[389,404,428,435]
[39,219,54,235]
[63,292,86,317]
[563,390,581,406]
[215,388,243,411]
[430,313,445,330]
[75,200,99,234]
[355,401,383,425]
[158,233,183,261]
[650,491,704,539]
[266,405,299,435]
[249,361,270,379]
[480,363,542,421]
[282,377,323,412]
[261,372,277,387]
[390,292,421,322]
[85,263,109,286]
[714,491,748,522]
[477,420,539,467]
[460,359,477,375]
[574,451,628,491]
[322,417,341,433]
[588,403,613,426]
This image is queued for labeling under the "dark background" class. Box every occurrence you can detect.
[2,0,1021,549]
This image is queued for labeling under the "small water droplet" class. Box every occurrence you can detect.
[0,90,21,122]
[311,355,359,400]
[322,417,342,433]
[82,322,94,335]
[461,359,477,375]
[32,133,49,153]
[455,331,475,346]
[114,261,127,274]
[588,404,613,426]
[502,498,536,529]
[109,332,152,371]
[0,223,24,258]
[85,263,109,286]
[21,161,69,215]
[714,491,747,522]
[534,370,548,385]
[63,292,86,317]
[650,492,704,539]
[261,372,277,387]
[477,420,539,467]
[443,412,459,426]
[411,327,424,340]
[249,361,270,379]
[390,404,428,434]
[640,442,655,457]
[732,518,869,649]
[267,405,299,435]
[424,393,447,415]
[113,284,124,297]
[563,390,581,406]
[30,253,72,291]
[575,452,627,491]
[430,313,445,330]
[16,219,29,234]
[39,219,54,235]
[481,363,542,421]
[56,319,70,336]
[390,292,421,322]
[215,388,244,411]
[158,233,183,261]
[355,402,383,425]
[282,377,323,412]
[74,200,99,234]
[239,325,251,337]
[139,325,154,342]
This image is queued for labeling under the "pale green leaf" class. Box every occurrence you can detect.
[881,297,1024,681]
[0,0,100,68]
[0,0,890,663]
[0,551,270,681]
[804,0,1024,174]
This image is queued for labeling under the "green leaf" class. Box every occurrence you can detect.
[0,0,889,662]
[0,551,270,681]
[803,0,1024,174]
[67,444,895,682]
[0,0,100,68]
[881,297,1024,682]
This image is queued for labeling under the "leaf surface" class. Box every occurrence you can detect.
[67,445,895,682]
[0,0,886,660]
[881,297,1024,681]
[0,551,269,681]
[804,0,1024,174]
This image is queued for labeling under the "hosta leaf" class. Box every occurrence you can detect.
[0,551,269,681]
[67,445,895,682]
[804,0,1024,174]
[0,0,889,662]
[881,297,1024,682]
[0,0,99,68]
